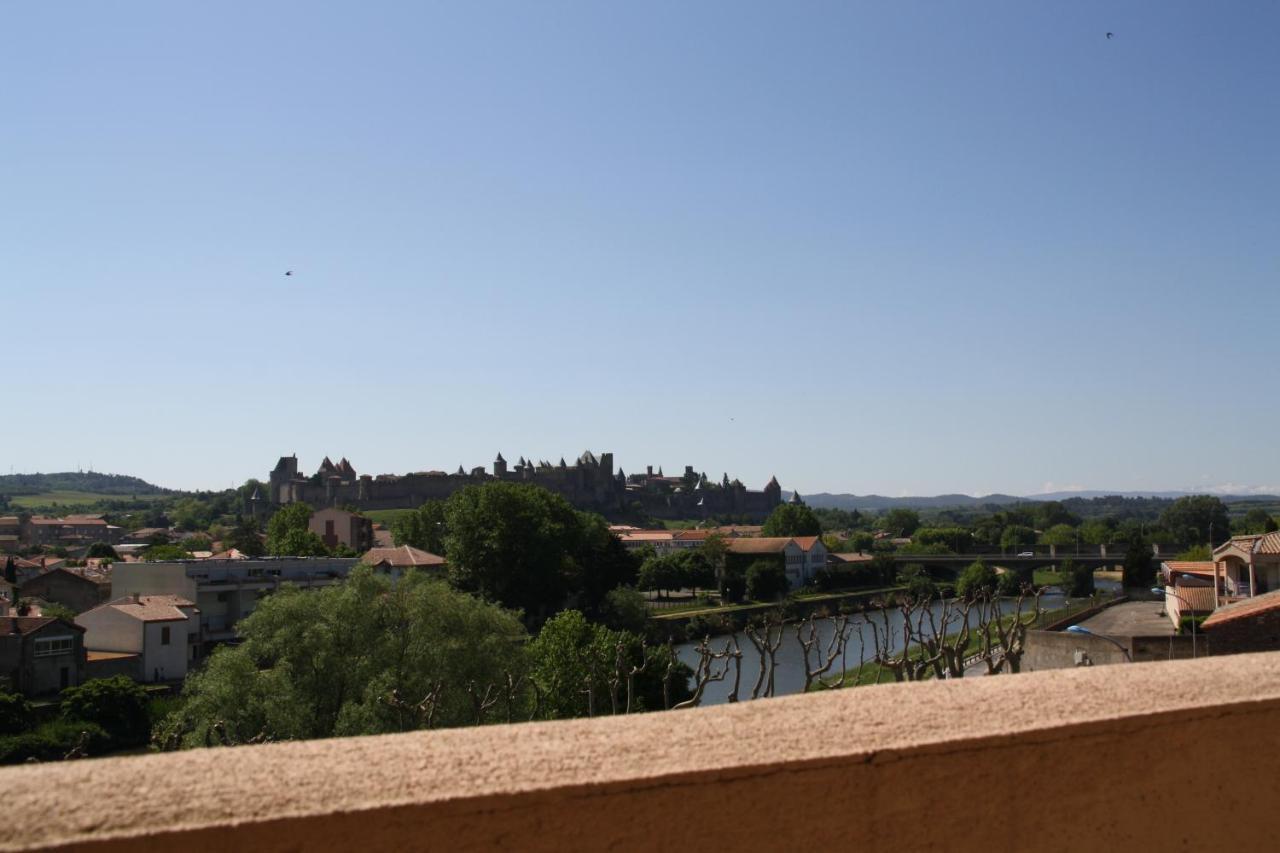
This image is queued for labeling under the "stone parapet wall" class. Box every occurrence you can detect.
[4,651,1280,850]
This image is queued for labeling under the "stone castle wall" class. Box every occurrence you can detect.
[270,454,780,521]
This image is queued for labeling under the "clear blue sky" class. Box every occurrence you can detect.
[3,2,1277,496]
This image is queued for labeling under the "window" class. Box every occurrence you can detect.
[34,636,74,657]
[161,626,171,645]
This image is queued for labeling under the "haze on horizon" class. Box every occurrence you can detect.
[4,2,1277,499]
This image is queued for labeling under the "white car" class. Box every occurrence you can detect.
[1016,551,1034,557]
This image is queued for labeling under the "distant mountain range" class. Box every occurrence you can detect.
[796,490,1280,511]
[0,471,173,496]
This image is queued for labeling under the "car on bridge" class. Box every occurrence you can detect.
[1017,551,1034,557]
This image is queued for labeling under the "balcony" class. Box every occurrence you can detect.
[3,651,1280,850]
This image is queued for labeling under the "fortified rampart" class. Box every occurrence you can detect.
[268,452,782,522]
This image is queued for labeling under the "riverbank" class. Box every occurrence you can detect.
[812,594,1125,689]
[649,585,905,638]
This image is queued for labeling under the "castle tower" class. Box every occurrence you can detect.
[494,452,507,478]
[764,475,782,506]
[269,455,299,505]
[789,490,804,505]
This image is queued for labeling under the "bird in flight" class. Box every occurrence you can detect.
[1106,32,1113,39]
[285,270,293,276]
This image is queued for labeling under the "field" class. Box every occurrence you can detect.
[6,491,168,509]
[361,508,415,526]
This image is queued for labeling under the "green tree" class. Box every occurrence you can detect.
[1079,519,1114,545]
[1123,535,1155,590]
[265,503,327,556]
[638,554,683,599]
[392,500,448,555]
[761,504,822,537]
[1039,524,1078,547]
[527,610,690,718]
[85,543,119,560]
[1033,501,1080,529]
[1176,545,1212,561]
[1158,495,1231,548]
[60,676,151,748]
[1000,525,1037,551]
[224,514,266,557]
[914,527,971,552]
[156,568,528,746]
[0,692,33,736]
[880,508,921,537]
[142,543,193,561]
[955,560,996,599]
[1060,560,1095,597]
[1239,508,1278,535]
[443,482,634,625]
[896,563,936,600]
[39,602,76,623]
[745,559,789,601]
[598,586,648,634]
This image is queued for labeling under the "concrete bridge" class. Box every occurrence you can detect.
[884,549,1135,574]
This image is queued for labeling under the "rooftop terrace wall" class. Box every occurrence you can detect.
[4,651,1280,851]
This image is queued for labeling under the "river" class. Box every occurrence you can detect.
[674,580,1120,705]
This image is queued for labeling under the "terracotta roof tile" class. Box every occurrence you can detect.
[95,595,196,623]
[1203,588,1280,629]
[361,546,445,569]
[0,617,81,635]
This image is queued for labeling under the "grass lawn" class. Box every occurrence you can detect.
[1033,568,1067,587]
[8,491,167,508]
[361,508,416,526]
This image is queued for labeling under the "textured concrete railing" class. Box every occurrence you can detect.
[5,652,1280,851]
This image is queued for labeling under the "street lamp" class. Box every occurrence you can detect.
[1153,587,1197,659]
[1065,625,1132,662]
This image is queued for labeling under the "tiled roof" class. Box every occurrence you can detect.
[672,530,716,541]
[1215,532,1280,560]
[1203,588,1280,629]
[617,531,676,542]
[97,595,196,623]
[1162,561,1218,576]
[361,546,445,569]
[0,617,81,636]
[728,536,824,555]
[727,537,793,555]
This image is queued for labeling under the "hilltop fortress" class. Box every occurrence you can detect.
[268,451,783,522]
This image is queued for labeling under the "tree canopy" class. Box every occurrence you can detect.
[1158,495,1231,548]
[761,503,822,537]
[442,482,637,625]
[880,508,921,537]
[265,503,328,557]
[156,568,529,746]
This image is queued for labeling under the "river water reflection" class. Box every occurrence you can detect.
[674,580,1120,705]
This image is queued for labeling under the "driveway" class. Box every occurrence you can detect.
[1076,600,1175,637]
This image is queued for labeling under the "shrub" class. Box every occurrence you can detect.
[1062,560,1095,597]
[997,569,1025,597]
[599,586,648,634]
[60,676,151,749]
[0,720,109,765]
[0,692,33,736]
[746,560,789,601]
[956,561,996,599]
[896,564,936,600]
